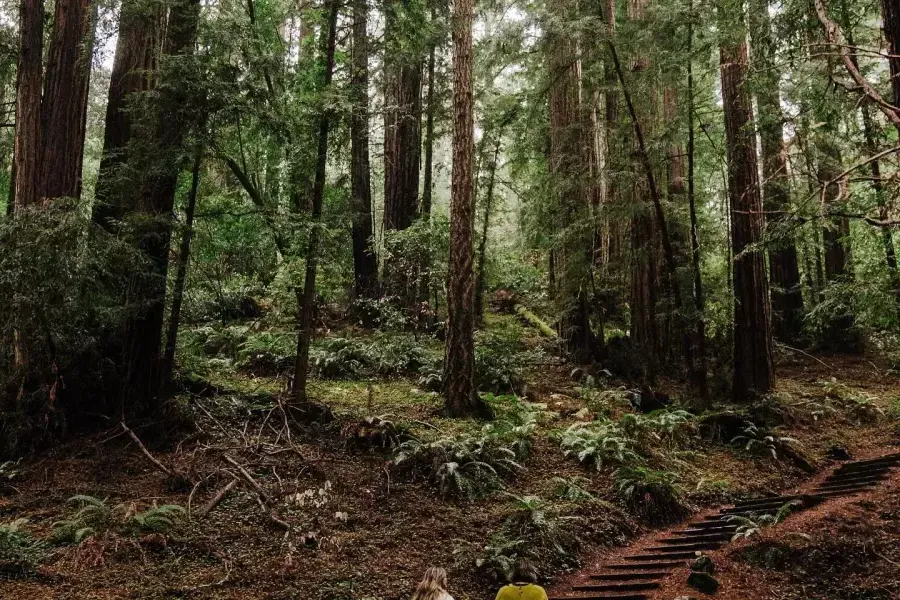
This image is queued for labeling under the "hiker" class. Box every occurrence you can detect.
[494,563,548,600]
[411,567,454,600]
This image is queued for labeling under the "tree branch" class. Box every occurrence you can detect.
[813,0,900,128]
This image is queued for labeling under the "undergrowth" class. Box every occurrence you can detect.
[53,495,186,543]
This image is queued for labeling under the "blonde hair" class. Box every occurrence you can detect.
[411,567,449,600]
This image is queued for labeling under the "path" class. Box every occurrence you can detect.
[549,451,900,600]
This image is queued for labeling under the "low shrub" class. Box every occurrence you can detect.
[614,466,688,525]
[53,495,185,543]
[557,421,641,471]
[0,519,44,575]
[477,494,581,582]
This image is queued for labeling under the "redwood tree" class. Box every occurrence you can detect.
[719,23,774,400]
[349,0,378,298]
[92,0,202,409]
[547,0,597,363]
[749,0,804,343]
[444,0,489,417]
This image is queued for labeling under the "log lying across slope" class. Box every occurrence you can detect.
[514,303,558,338]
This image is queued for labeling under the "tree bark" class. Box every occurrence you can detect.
[13,0,43,210]
[444,0,490,418]
[719,36,774,401]
[161,152,202,395]
[349,0,378,298]
[749,0,804,343]
[885,0,900,136]
[548,0,597,363]
[292,0,339,404]
[383,0,422,232]
[92,0,162,228]
[686,11,708,401]
[475,138,500,325]
[38,0,95,200]
[421,7,437,219]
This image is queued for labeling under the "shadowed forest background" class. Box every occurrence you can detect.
[0,0,900,595]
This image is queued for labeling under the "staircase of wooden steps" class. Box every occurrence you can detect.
[549,451,900,600]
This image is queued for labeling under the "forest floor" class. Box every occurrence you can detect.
[1,311,899,599]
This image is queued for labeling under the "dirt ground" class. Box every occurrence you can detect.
[1,351,898,600]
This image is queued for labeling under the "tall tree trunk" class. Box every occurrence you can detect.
[475,138,500,325]
[749,0,804,343]
[293,0,339,404]
[383,0,422,232]
[719,34,774,401]
[817,134,856,344]
[686,11,707,400]
[421,7,437,219]
[382,0,423,302]
[13,0,43,210]
[444,0,489,418]
[883,0,900,135]
[548,0,597,363]
[161,152,202,395]
[38,0,95,200]
[349,0,378,298]
[92,0,161,228]
[607,34,699,394]
[625,0,659,367]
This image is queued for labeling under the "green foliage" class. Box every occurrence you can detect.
[53,495,185,543]
[53,495,115,543]
[557,421,641,471]
[0,519,44,574]
[393,412,534,498]
[816,380,885,423]
[618,409,696,448]
[237,330,296,375]
[728,500,803,540]
[474,330,543,393]
[312,335,429,379]
[0,202,153,456]
[887,396,900,421]
[0,460,20,482]
[551,476,595,501]
[731,424,801,460]
[477,494,581,582]
[126,505,187,535]
[613,466,688,525]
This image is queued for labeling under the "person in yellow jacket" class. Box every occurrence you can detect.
[494,563,548,600]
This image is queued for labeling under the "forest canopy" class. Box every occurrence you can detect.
[0,0,897,454]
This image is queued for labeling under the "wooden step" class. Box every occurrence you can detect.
[589,572,669,581]
[662,532,733,543]
[626,551,698,561]
[645,541,722,552]
[606,561,683,570]
[817,479,879,492]
[549,594,649,600]
[573,582,661,592]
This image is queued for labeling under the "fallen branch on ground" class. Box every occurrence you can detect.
[121,421,173,478]
[198,477,239,518]
[514,304,557,338]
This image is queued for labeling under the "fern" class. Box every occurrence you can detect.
[0,519,44,574]
[54,495,185,542]
[731,424,800,459]
[127,505,186,534]
[551,476,595,501]
[558,421,641,470]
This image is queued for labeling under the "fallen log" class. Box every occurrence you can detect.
[514,304,557,338]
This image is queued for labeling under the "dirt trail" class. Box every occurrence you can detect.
[549,448,900,600]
